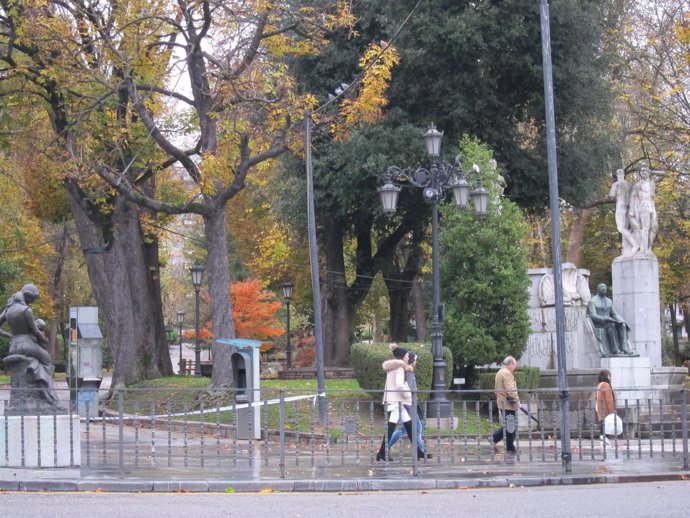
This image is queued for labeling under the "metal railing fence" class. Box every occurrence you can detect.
[1,386,687,477]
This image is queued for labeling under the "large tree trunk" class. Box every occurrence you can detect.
[66,183,166,388]
[384,239,425,341]
[387,281,412,341]
[47,221,70,361]
[322,219,355,366]
[565,208,593,266]
[207,203,237,388]
[411,278,427,340]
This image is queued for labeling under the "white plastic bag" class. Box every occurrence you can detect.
[604,413,623,436]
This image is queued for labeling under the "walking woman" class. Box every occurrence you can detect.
[596,369,615,445]
[387,352,431,459]
[376,344,427,461]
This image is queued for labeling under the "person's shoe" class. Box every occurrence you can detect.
[376,451,393,462]
[599,435,611,446]
[487,436,499,452]
[507,448,521,455]
[417,452,433,460]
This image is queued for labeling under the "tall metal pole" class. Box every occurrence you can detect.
[194,286,201,376]
[178,317,184,374]
[428,197,450,418]
[305,110,327,422]
[540,0,571,473]
[285,299,292,369]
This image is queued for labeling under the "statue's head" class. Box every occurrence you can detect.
[616,169,624,181]
[640,163,650,179]
[21,284,39,303]
[597,283,607,296]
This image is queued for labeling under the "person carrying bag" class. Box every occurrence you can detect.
[595,369,622,445]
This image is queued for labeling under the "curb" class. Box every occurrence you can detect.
[0,471,687,492]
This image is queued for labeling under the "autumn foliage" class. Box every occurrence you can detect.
[185,279,284,344]
[230,279,284,340]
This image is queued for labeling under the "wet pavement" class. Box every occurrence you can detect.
[1,440,688,492]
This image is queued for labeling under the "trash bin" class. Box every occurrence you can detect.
[217,338,262,440]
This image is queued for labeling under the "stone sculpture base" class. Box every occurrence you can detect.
[0,415,81,467]
[601,356,651,403]
[612,256,661,367]
[3,354,66,415]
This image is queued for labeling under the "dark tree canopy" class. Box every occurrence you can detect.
[282,0,620,362]
[377,0,621,209]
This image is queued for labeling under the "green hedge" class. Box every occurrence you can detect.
[476,366,541,400]
[350,341,453,399]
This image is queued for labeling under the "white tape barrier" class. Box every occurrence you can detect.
[81,392,326,421]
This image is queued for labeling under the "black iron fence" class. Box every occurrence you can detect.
[1,386,688,478]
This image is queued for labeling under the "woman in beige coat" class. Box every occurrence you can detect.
[376,344,426,461]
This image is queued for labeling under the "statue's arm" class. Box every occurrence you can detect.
[608,183,617,198]
[24,308,47,345]
[586,302,605,324]
[0,311,10,338]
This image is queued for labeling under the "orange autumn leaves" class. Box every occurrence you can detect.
[184,279,285,344]
[229,278,284,340]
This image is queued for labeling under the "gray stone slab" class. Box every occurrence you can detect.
[435,479,483,489]
[0,481,20,490]
[77,480,153,492]
[293,479,359,492]
[19,480,78,491]
[206,480,295,493]
[357,479,437,491]
[152,480,209,492]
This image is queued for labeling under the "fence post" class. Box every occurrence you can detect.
[279,390,286,478]
[681,389,688,470]
[411,392,418,476]
[118,389,125,468]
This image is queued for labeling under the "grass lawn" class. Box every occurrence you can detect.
[101,376,493,438]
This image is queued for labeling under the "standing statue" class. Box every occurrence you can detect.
[489,159,507,198]
[586,283,638,357]
[0,284,65,414]
[628,163,658,256]
[609,169,638,256]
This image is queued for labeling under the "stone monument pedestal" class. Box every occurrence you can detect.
[601,356,652,404]
[0,414,80,467]
[612,256,661,367]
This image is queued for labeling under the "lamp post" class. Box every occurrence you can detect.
[377,124,489,418]
[190,261,205,377]
[176,310,185,374]
[282,281,294,369]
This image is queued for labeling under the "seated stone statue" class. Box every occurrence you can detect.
[0,284,65,414]
[586,283,638,357]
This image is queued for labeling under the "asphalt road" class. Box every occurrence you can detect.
[1,480,687,517]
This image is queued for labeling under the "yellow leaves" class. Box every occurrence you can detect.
[331,42,400,140]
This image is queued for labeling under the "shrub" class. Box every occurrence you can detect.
[350,341,453,399]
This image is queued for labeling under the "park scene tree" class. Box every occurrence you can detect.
[0,0,688,392]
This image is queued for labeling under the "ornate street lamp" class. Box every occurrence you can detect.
[282,281,294,369]
[377,124,489,418]
[176,310,185,374]
[190,261,205,377]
